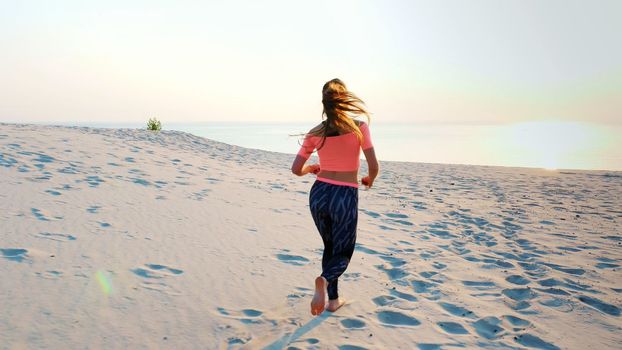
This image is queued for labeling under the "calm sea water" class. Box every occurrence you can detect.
[61,121,622,171]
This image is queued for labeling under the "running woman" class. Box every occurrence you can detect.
[291,78,379,315]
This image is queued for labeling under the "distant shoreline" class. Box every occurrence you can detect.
[2,122,620,172]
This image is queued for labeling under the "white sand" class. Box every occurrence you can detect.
[1,123,621,349]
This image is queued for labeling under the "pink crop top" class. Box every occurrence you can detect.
[297,122,374,171]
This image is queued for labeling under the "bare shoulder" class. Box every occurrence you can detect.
[308,122,325,135]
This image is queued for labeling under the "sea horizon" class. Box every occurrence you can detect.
[5,120,622,172]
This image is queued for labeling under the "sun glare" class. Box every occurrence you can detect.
[495,121,614,170]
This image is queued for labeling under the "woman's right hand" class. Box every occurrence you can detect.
[305,164,321,175]
[361,176,373,188]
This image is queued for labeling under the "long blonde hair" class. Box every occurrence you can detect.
[311,78,370,149]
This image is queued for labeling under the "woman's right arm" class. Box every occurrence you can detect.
[361,147,379,187]
[360,122,379,188]
[292,132,319,176]
[291,155,320,176]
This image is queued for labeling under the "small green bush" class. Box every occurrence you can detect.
[147,117,162,131]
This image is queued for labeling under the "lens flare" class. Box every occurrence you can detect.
[96,270,113,296]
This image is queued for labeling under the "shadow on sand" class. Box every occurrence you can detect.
[261,312,332,349]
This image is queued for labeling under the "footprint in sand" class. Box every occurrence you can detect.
[132,264,183,280]
[506,275,531,285]
[502,287,537,301]
[379,255,407,267]
[432,262,447,270]
[576,295,621,316]
[132,268,163,279]
[382,212,414,227]
[189,188,211,201]
[143,264,183,275]
[535,287,570,297]
[557,246,581,253]
[340,318,366,329]
[361,209,380,218]
[0,154,17,167]
[217,307,269,326]
[275,253,309,266]
[337,272,359,282]
[390,289,418,302]
[420,271,438,279]
[412,279,438,294]
[596,262,620,269]
[542,262,585,276]
[128,168,146,176]
[226,335,251,347]
[519,262,549,278]
[373,295,398,307]
[502,315,531,331]
[0,248,29,263]
[481,257,514,269]
[438,302,476,318]
[84,175,104,188]
[426,228,456,240]
[18,165,31,172]
[58,165,79,174]
[287,288,307,300]
[514,334,561,350]
[462,280,496,290]
[35,270,63,279]
[31,208,63,221]
[132,264,183,295]
[355,244,381,255]
[33,171,53,181]
[45,189,62,196]
[35,232,76,242]
[18,151,55,165]
[595,257,620,269]
[539,220,555,226]
[437,321,469,335]
[472,316,505,339]
[385,212,408,219]
[86,205,101,214]
[338,345,368,350]
[239,309,264,324]
[131,178,151,186]
[375,264,409,281]
[241,309,262,317]
[376,310,421,327]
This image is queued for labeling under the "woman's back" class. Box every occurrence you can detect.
[298,121,373,174]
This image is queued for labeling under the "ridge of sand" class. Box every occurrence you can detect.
[1,123,620,349]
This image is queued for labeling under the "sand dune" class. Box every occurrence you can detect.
[0,123,620,349]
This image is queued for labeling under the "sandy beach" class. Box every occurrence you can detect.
[0,122,620,349]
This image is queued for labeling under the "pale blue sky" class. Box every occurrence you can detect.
[1,0,620,124]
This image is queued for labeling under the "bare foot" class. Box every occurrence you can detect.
[326,298,346,312]
[310,276,327,316]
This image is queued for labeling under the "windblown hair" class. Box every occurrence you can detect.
[310,78,370,149]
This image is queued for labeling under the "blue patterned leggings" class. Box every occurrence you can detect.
[309,180,358,300]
